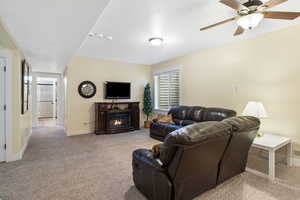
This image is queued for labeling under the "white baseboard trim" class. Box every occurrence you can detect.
[67,130,92,136]
[6,128,32,162]
[293,158,300,167]
[6,152,21,162]
[246,158,300,179]
[20,128,32,158]
[246,167,270,179]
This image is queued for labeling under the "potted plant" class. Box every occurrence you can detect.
[143,83,153,128]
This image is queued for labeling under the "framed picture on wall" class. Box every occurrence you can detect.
[21,60,29,114]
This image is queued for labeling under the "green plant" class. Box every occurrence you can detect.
[143,83,153,121]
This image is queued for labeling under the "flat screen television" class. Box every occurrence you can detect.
[104,82,131,99]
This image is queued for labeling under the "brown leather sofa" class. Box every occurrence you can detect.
[132,116,260,200]
[150,106,237,141]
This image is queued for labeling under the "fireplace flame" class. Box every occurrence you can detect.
[114,120,123,126]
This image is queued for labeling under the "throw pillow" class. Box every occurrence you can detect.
[157,114,175,124]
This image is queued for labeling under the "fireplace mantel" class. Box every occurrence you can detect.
[94,102,140,135]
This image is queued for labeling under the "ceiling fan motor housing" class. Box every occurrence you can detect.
[238,0,264,15]
[243,0,263,7]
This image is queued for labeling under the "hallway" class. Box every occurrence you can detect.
[38,118,57,127]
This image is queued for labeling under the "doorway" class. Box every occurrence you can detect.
[0,57,6,162]
[37,77,57,126]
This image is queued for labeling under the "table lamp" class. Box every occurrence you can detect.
[242,101,268,137]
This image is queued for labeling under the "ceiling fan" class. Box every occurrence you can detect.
[200,0,300,36]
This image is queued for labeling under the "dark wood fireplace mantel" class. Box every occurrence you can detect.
[95,102,140,135]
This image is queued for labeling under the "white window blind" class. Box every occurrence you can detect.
[154,70,180,110]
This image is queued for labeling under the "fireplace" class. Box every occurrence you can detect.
[95,102,140,135]
[108,112,131,129]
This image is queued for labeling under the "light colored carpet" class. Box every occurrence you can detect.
[0,126,300,200]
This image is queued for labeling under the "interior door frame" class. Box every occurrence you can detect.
[32,72,64,127]
[37,82,57,119]
[0,49,13,162]
[0,56,6,162]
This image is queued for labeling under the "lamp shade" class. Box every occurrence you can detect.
[242,101,268,118]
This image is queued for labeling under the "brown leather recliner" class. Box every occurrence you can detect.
[132,116,260,200]
[150,106,237,141]
[217,116,260,184]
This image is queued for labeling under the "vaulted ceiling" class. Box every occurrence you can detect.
[0,0,110,72]
[1,0,300,73]
[77,0,300,65]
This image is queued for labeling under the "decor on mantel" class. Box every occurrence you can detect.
[78,81,96,98]
[242,101,268,137]
[21,60,30,114]
[143,83,153,128]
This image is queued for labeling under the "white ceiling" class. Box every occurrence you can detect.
[77,0,300,65]
[0,0,110,73]
[1,0,300,73]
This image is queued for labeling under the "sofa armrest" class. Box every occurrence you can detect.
[133,149,164,171]
[132,149,172,200]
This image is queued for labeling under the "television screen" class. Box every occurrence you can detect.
[104,82,131,99]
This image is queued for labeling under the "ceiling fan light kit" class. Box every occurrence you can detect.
[200,0,300,36]
[237,13,264,29]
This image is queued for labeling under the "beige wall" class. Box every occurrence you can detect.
[67,25,300,155]
[66,56,151,135]
[0,19,32,155]
[11,50,32,154]
[152,24,300,153]
[0,19,17,49]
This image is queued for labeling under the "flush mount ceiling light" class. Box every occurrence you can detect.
[148,37,164,46]
[88,32,113,40]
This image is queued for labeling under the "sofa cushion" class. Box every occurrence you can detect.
[151,122,183,138]
[159,121,232,165]
[181,120,195,126]
[163,124,183,136]
[222,116,260,132]
[186,106,205,122]
[202,107,237,122]
[172,119,195,126]
[168,106,190,120]
[172,119,182,126]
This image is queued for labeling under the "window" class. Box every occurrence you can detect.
[154,69,180,110]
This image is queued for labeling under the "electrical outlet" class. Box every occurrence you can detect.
[233,85,238,93]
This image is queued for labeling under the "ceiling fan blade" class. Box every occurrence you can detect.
[219,0,248,11]
[263,11,300,20]
[234,26,244,36]
[200,17,237,31]
[262,0,288,9]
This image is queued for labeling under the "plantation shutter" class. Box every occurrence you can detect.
[157,70,180,110]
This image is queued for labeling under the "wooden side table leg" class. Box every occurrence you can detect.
[269,150,275,180]
[287,143,293,167]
